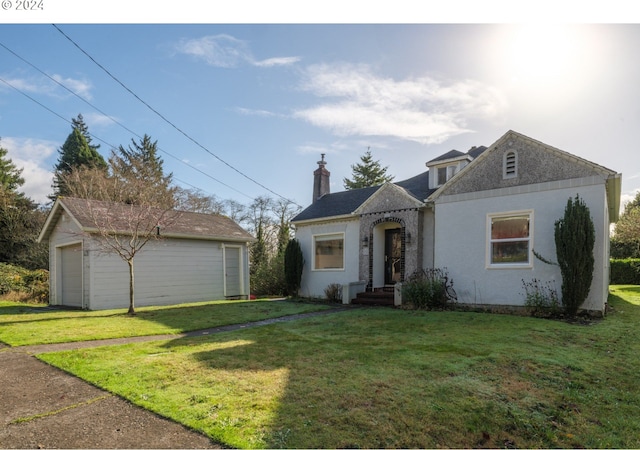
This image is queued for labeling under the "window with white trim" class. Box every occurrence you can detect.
[436,165,458,186]
[313,233,344,270]
[488,212,532,266]
[503,151,518,179]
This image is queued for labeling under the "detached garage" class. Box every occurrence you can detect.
[38,197,255,310]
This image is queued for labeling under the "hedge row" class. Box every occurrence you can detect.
[0,263,49,302]
[610,259,640,285]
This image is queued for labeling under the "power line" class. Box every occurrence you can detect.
[52,24,302,208]
[0,40,254,201]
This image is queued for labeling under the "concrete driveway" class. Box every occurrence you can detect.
[0,307,349,448]
[0,347,221,449]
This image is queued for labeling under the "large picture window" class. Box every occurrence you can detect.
[313,233,344,270]
[488,212,532,267]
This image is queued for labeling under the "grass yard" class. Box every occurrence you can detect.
[38,286,640,448]
[0,299,331,346]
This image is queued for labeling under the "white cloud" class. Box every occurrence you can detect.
[0,73,92,100]
[2,137,56,205]
[51,74,93,100]
[621,188,640,211]
[84,111,117,128]
[235,107,280,118]
[254,56,301,67]
[175,35,299,68]
[294,63,508,145]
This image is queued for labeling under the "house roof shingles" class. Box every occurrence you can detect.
[293,146,486,223]
[292,170,437,223]
[39,197,254,242]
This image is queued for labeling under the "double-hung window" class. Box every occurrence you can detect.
[313,233,344,270]
[488,211,533,267]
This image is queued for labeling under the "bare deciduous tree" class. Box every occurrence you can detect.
[60,167,181,314]
[173,186,226,214]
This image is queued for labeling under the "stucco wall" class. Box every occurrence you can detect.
[434,178,610,313]
[295,218,361,298]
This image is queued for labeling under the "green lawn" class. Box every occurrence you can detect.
[37,286,640,448]
[0,299,331,346]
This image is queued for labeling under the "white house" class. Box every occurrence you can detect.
[38,197,254,310]
[291,130,621,315]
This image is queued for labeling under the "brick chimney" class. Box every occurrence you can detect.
[312,153,330,203]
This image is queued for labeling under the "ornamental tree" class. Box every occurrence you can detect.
[555,195,595,316]
[284,238,304,296]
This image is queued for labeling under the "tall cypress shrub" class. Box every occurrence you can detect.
[284,238,304,296]
[555,195,595,315]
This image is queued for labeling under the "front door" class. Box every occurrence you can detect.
[224,246,242,297]
[384,229,402,285]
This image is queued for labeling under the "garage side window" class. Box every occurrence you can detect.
[488,212,532,267]
[313,233,344,270]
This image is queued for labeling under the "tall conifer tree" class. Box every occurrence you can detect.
[555,195,595,316]
[109,134,175,207]
[52,126,107,198]
[343,149,394,190]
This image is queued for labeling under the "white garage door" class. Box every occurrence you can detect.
[61,244,83,307]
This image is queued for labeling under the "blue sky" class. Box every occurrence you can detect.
[1,12,639,210]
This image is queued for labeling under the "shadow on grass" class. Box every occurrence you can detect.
[148,288,640,448]
[156,309,513,448]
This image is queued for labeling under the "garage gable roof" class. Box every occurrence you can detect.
[38,197,255,243]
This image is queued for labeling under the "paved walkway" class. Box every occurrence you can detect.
[0,307,350,448]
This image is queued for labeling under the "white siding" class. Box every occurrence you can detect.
[434,179,609,313]
[48,211,87,306]
[296,219,360,298]
[87,238,229,310]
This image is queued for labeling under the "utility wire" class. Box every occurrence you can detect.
[52,24,302,208]
[0,41,253,201]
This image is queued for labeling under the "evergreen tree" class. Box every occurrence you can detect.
[71,113,100,152]
[52,128,107,198]
[555,195,595,316]
[0,142,48,269]
[109,134,175,207]
[343,149,394,190]
[284,238,304,296]
[0,145,25,192]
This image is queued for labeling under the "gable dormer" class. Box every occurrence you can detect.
[426,149,474,189]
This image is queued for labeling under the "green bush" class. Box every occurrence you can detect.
[611,239,640,259]
[521,278,561,318]
[251,254,287,297]
[0,262,49,302]
[402,268,453,309]
[610,259,640,285]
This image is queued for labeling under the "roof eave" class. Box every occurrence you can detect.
[37,198,86,243]
[81,227,255,243]
[426,154,473,167]
[607,173,622,223]
[291,213,357,226]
